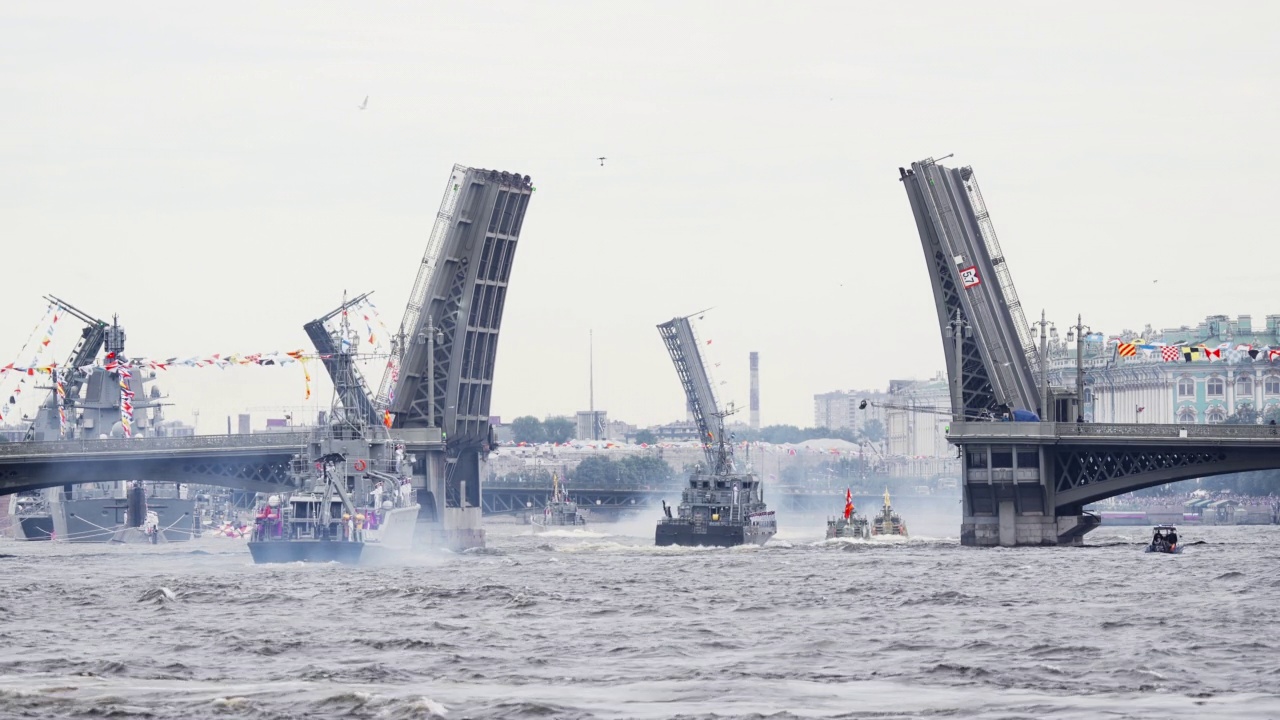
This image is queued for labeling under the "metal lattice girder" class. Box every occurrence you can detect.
[900,160,1041,416]
[391,168,534,436]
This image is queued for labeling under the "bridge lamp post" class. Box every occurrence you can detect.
[943,310,972,425]
[1066,315,1091,422]
[418,315,444,427]
[1034,311,1057,418]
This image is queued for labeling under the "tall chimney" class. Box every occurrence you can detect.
[749,351,760,429]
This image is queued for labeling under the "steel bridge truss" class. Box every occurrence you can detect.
[900,160,1041,417]
[1050,443,1280,511]
[389,167,534,510]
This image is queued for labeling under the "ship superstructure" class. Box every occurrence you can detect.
[22,297,197,543]
[655,313,775,547]
[826,488,870,540]
[249,293,420,564]
[871,488,909,537]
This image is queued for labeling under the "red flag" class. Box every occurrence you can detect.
[843,488,853,520]
[383,410,392,428]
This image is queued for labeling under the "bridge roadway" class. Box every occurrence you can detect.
[0,433,314,495]
[948,421,1280,511]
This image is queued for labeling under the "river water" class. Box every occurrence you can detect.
[1,514,1278,719]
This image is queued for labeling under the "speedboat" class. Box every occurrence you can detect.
[1145,524,1183,554]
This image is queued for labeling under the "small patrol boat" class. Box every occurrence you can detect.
[1145,525,1183,554]
[532,473,586,531]
[826,488,870,540]
[870,488,908,537]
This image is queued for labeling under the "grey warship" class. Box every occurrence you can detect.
[655,313,776,548]
[21,298,198,543]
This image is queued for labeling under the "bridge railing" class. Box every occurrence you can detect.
[948,421,1280,441]
[0,432,313,457]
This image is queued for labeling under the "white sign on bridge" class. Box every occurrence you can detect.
[959,265,981,289]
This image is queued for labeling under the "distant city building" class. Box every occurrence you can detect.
[576,410,607,440]
[884,373,953,476]
[155,420,196,437]
[1073,314,1280,424]
[649,420,702,442]
[237,414,251,435]
[604,418,635,440]
[813,389,887,432]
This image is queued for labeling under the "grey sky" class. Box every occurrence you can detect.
[2,2,1278,432]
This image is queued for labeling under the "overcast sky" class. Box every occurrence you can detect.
[2,2,1278,433]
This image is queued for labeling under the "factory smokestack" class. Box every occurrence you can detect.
[749,351,760,429]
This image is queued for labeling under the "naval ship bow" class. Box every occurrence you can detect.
[655,313,775,547]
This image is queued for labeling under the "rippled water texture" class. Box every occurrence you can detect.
[1,517,1278,719]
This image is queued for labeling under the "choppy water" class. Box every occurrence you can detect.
[1,516,1279,719]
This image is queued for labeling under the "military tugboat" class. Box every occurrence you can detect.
[654,313,776,547]
[248,453,365,564]
[870,488,908,537]
[532,473,586,531]
[826,488,870,540]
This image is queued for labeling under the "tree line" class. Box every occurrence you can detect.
[509,415,576,444]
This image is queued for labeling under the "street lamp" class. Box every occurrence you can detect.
[942,309,972,424]
[1033,310,1056,418]
[1065,314,1090,423]
[418,314,445,427]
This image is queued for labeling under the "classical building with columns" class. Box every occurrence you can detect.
[1044,314,1280,424]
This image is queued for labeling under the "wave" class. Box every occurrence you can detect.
[531,529,612,539]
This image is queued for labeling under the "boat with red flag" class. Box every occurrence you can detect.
[826,488,870,539]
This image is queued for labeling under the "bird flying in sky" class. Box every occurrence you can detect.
[358,96,368,110]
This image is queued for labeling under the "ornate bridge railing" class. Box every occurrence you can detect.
[948,421,1280,445]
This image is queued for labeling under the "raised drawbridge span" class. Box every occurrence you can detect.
[899,157,1280,546]
[381,165,535,550]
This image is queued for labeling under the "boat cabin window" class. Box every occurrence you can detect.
[742,481,753,489]
[967,450,988,469]
[716,481,727,489]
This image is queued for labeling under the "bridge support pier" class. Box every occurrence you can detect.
[959,441,1099,547]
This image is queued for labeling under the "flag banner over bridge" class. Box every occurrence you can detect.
[1113,340,1280,363]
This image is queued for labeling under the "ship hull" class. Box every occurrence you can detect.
[51,497,199,543]
[655,522,775,548]
[15,515,55,541]
[248,540,364,564]
[826,522,870,540]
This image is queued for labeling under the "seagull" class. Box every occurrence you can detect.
[597,157,606,166]
[358,96,368,110]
